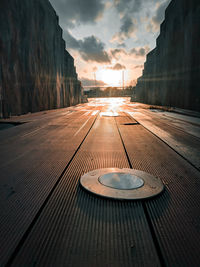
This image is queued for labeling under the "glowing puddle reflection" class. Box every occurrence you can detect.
[98,98,128,117]
[100,111,119,117]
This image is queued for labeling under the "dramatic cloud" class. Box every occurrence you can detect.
[113,0,142,16]
[147,0,171,31]
[80,77,107,86]
[49,0,171,85]
[49,0,105,27]
[63,30,80,49]
[120,16,136,37]
[64,31,111,63]
[129,46,150,57]
[111,0,157,44]
[80,36,111,63]
[152,0,171,26]
[109,63,126,70]
[114,0,165,16]
[110,48,127,59]
[111,16,136,43]
[112,0,167,44]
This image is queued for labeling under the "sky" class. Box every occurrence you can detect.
[49,0,171,88]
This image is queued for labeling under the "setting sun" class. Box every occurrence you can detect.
[96,69,125,87]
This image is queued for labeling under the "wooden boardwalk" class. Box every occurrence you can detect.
[0,98,200,266]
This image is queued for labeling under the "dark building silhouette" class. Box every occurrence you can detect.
[0,0,82,118]
[132,0,200,111]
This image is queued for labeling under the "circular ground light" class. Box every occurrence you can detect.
[99,172,144,190]
[80,168,164,200]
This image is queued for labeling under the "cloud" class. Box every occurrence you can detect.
[63,30,80,49]
[120,16,136,38]
[49,0,105,27]
[152,0,171,25]
[117,43,126,48]
[110,48,127,59]
[109,46,149,62]
[134,64,144,69]
[64,31,111,63]
[113,0,142,16]
[112,0,166,44]
[114,0,165,16]
[80,36,111,63]
[109,63,126,70]
[129,46,150,57]
[80,77,107,86]
[111,16,137,43]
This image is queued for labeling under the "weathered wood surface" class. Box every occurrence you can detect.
[0,98,200,266]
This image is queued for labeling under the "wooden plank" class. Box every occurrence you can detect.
[11,116,161,267]
[0,110,98,266]
[127,110,200,169]
[116,119,200,266]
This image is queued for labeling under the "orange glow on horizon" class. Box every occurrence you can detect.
[96,69,127,87]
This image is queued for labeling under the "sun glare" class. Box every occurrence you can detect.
[96,69,123,87]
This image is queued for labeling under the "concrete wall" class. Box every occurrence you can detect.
[132,0,200,111]
[0,0,82,118]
